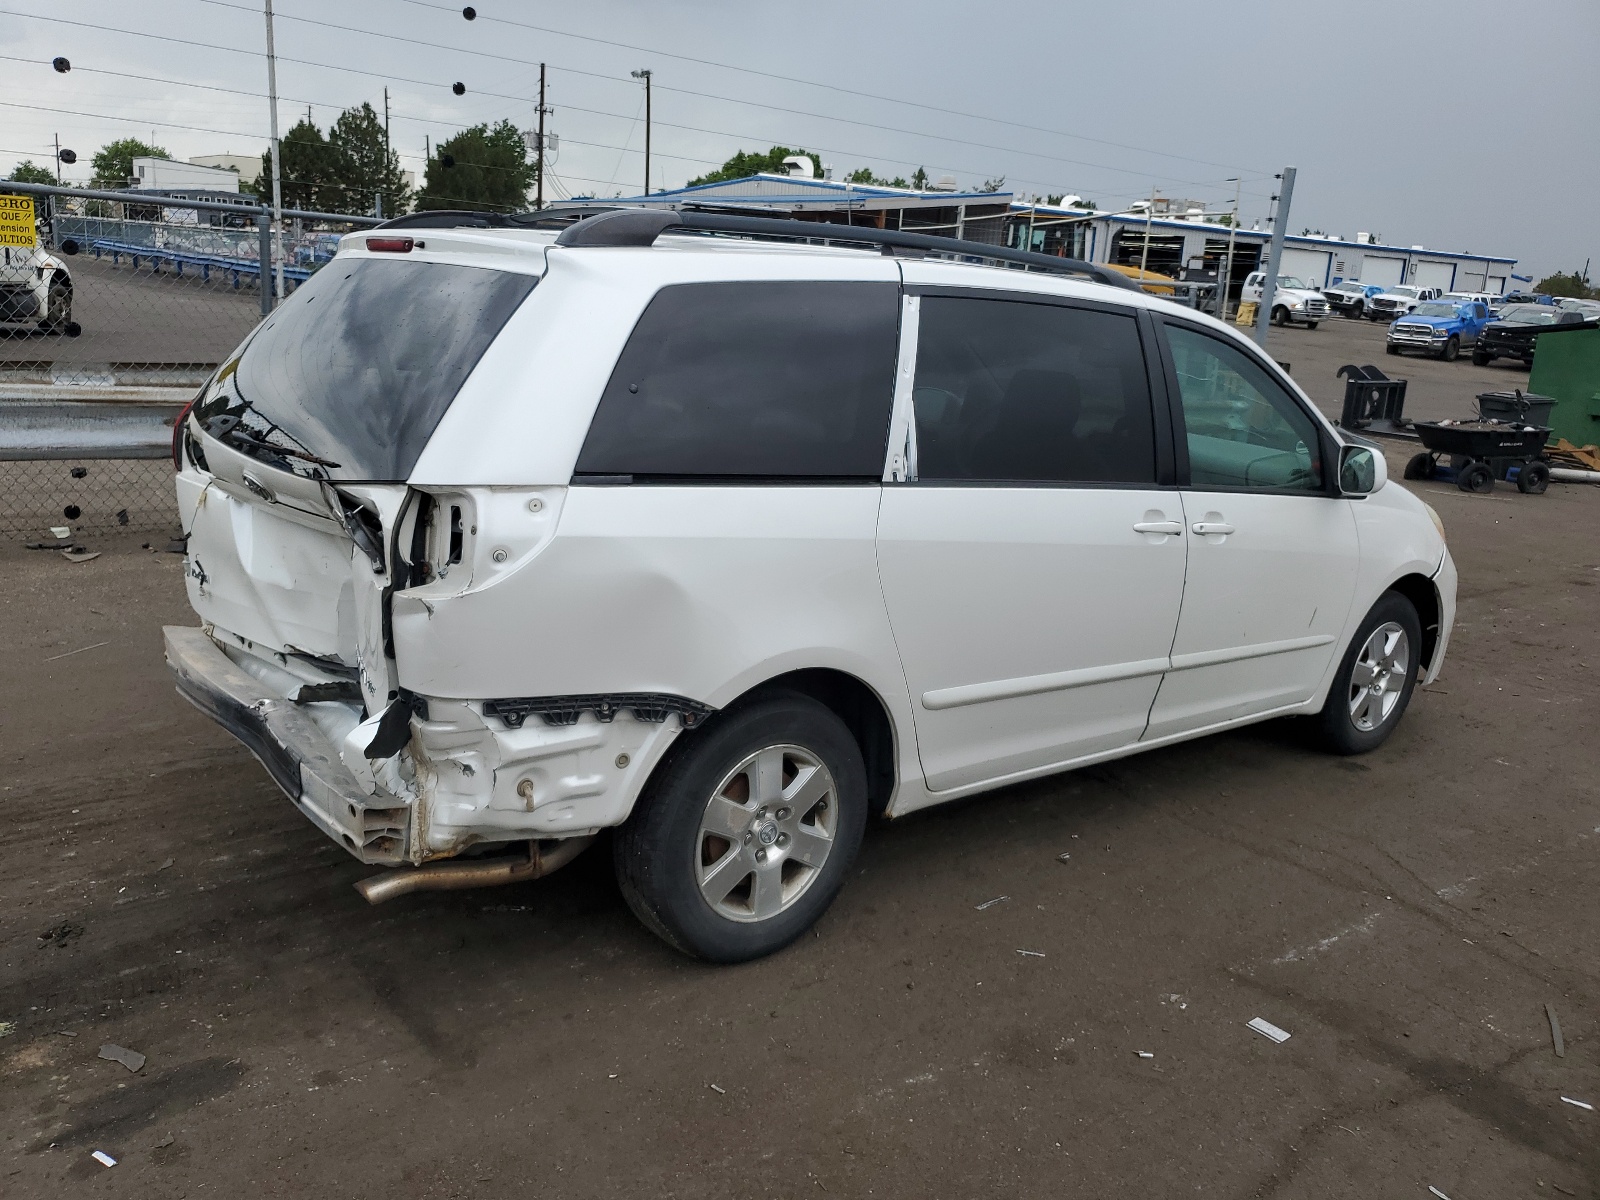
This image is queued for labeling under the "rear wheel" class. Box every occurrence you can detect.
[1314,592,1422,755]
[1403,452,1436,480]
[613,692,868,962]
[1440,335,1460,362]
[1517,460,1550,495]
[1458,461,1494,493]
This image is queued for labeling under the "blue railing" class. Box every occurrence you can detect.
[88,240,325,291]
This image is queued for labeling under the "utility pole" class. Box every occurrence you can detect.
[631,68,652,195]
[383,86,390,212]
[535,63,548,209]
[1253,166,1297,347]
[53,133,61,184]
[1139,186,1158,278]
[1218,176,1240,319]
[263,0,285,306]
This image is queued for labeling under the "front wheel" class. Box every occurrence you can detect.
[1458,461,1495,493]
[613,692,868,962]
[1440,335,1460,362]
[38,280,71,333]
[1306,321,1319,330]
[1386,344,1401,356]
[1351,302,1364,319]
[1403,452,1436,480]
[1271,306,1289,327]
[1314,592,1423,754]
[1471,350,1491,366]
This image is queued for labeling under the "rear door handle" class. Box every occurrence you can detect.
[1133,520,1184,535]
[1192,521,1236,536]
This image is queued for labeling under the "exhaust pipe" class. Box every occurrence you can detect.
[354,836,595,905]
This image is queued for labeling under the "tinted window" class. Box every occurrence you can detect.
[911,297,1156,484]
[201,258,537,480]
[1166,324,1323,492]
[575,281,899,480]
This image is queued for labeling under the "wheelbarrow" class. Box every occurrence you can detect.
[1404,420,1552,494]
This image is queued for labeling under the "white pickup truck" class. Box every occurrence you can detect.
[1242,272,1329,328]
[1367,285,1441,322]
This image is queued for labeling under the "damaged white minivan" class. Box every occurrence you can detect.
[166,207,1456,961]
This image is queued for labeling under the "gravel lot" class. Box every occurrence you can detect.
[1,335,1596,1197]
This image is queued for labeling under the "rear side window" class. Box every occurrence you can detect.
[206,258,537,480]
[911,296,1156,484]
[574,281,900,480]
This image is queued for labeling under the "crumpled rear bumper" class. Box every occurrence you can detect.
[163,626,411,863]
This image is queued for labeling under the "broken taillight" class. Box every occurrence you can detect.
[365,237,414,253]
[172,396,197,471]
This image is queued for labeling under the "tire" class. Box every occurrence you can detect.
[1351,302,1364,319]
[1306,321,1319,330]
[1271,306,1289,327]
[38,280,71,333]
[613,691,868,963]
[1471,350,1490,366]
[1403,452,1436,481]
[1386,344,1401,355]
[1440,336,1460,362]
[1314,591,1423,755]
[1517,460,1550,495]
[1457,461,1494,493]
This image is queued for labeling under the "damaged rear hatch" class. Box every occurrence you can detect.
[172,248,539,859]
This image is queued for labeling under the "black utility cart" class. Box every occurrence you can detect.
[1404,421,1553,494]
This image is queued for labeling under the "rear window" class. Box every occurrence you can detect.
[574,281,900,481]
[198,257,537,480]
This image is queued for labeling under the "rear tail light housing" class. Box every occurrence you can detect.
[365,237,414,253]
[172,396,197,470]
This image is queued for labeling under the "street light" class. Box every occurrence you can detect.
[630,69,652,195]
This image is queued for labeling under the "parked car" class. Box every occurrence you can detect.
[1556,297,1600,323]
[1497,291,1551,308]
[1386,300,1492,360]
[1323,279,1386,318]
[1472,303,1593,367]
[1367,285,1442,322]
[1241,271,1329,327]
[0,241,73,332]
[164,210,1456,962]
[1442,291,1496,309]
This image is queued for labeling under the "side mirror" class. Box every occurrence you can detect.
[1339,444,1387,496]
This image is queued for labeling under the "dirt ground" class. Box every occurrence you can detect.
[3,440,1598,1198]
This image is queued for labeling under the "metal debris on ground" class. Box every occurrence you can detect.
[1247,1017,1292,1044]
[1546,1003,1565,1057]
[1559,1096,1593,1111]
[25,540,75,550]
[60,548,100,563]
[708,1083,726,1094]
[1428,1187,1451,1200]
[159,858,175,870]
[1136,1051,1154,1058]
[1015,949,1046,958]
[43,641,109,662]
[49,526,70,538]
[91,1151,117,1167]
[975,896,1009,911]
[0,1021,15,1038]
[1056,852,1071,862]
[98,1043,146,1073]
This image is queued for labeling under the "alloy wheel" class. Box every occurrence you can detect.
[1347,621,1410,732]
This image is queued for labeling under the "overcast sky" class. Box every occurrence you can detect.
[4,0,1596,278]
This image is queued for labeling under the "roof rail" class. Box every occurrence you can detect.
[552,207,1138,291]
[375,205,614,231]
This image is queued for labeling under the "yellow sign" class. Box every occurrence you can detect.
[0,194,38,249]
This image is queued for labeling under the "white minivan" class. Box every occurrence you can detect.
[165,208,1456,961]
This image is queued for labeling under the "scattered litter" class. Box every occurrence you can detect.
[49,526,70,538]
[708,1083,726,1094]
[1247,1017,1291,1044]
[155,1135,174,1149]
[159,858,175,871]
[1546,1004,1565,1058]
[25,540,75,550]
[43,641,108,662]
[0,1021,14,1038]
[61,549,100,564]
[1135,1051,1154,1059]
[91,1151,117,1168]
[55,1030,77,1037]
[37,920,85,948]
[1161,993,1188,1010]
[608,1073,618,1079]
[1559,1096,1593,1111]
[975,896,1009,911]
[98,1043,146,1073]
[1056,852,1071,862]
[1428,1188,1450,1200]
[1015,949,1046,958]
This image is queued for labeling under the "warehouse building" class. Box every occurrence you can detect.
[570,174,1517,299]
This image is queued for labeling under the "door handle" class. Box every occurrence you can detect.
[1133,520,1184,535]
[1192,521,1236,536]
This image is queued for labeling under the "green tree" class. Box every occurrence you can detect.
[328,102,410,216]
[416,121,535,212]
[1533,270,1597,299]
[687,146,821,187]
[845,166,909,188]
[6,160,56,184]
[255,118,339,211]
[91,138,169,189]
[910,167,930,190]
[978,176,1006,193]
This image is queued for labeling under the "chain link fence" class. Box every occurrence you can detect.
[1,182,379,541]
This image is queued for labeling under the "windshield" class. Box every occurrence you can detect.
[195,257,539,481]
[1498,305,1559,326]
[1275,276,1309,290]
[1387,287,1421,298]
[1411,302,1458,318]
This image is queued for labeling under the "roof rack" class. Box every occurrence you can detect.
[550,208,1139,291]
[374,205,612,231]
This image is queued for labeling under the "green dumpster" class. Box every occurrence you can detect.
[1529,326,1600,448]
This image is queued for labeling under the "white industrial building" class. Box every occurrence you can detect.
[568,174,1517,299]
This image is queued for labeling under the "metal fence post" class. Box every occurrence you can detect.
[257,207,273,316]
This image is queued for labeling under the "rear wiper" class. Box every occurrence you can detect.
[225,429,342,469]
